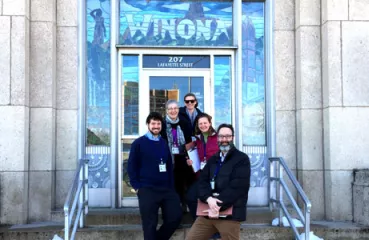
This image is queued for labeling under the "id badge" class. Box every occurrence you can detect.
[159,163,167,172]
[171,146,179,154]
[210,180,215,190]
[200,162,206,170]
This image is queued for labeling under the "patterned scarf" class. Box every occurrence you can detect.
[165,115,186,155]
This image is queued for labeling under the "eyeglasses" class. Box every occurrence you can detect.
[185,100,196,104]
[217,135,233,139]
[167,107,179,111]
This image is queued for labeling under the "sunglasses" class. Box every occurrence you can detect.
[185,100,196,104]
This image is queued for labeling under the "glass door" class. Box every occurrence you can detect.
[120,69,211,207]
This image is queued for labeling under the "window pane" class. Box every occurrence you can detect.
[214,56,232,128]
[149,76,204,117]
[122,55,139,135]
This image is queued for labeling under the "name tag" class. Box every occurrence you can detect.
[210,180,215,190]
[171,146,179,154]
[200,162,206,170]
[159,163,167,172]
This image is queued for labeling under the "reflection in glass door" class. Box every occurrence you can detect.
[150,76,204,116]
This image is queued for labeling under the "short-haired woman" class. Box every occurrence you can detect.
[161,100,196,212]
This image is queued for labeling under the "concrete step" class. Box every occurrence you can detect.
[52,207,276,225]
[3,221,369,240]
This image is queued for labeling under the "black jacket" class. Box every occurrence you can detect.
[198,147,251,221]
[178,107,203,135]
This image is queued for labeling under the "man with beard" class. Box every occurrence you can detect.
[185,124,251,240]
[128,112,182,240]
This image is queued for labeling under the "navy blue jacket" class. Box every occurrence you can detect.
[127,136,174,190]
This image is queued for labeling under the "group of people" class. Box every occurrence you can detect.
[127,93,251,240]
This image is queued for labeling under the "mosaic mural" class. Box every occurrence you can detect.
[86,0,111,188]
[241,2,267,188]
[119,0,233,46]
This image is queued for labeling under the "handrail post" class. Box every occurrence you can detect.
[64,211,69,240]
[305,206,311,240]
[277,161,283,226]
[84,159,89,215]
[269,159,275,211]
[79,162,84,228]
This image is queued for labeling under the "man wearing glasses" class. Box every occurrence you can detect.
[185,124,251,240]
[179,93,203,135]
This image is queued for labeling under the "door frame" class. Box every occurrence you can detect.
[118,48,235,207]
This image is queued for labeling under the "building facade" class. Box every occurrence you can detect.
[0,0,369,224]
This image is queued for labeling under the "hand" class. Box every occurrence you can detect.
[185,141,195,151]
[186,159,193,166]
[203,208,219,219]
[206,197,222,212]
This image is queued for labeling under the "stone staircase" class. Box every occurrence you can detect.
[1,207,369,240]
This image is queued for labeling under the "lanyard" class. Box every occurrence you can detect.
[171,127,178,145]
[158,139,166,163]
[212,155,225,180]
[201,134,207,160]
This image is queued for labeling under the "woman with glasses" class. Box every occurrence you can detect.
[179,93,203,135]
[185,113,219,220]
[161,100,196,213]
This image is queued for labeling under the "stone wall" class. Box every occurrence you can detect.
[0,0,30,224]
[322,0,369,221]
[275,0,369,220]
[0,0,78,224]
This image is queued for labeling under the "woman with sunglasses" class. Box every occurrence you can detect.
[161,99,196,213]
[185,113,219,220]
[179,93,203,135]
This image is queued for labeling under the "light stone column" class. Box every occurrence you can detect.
[28,0,57,222]
[322,0,369,220]
[0,0,30,224]
[55,0,78,209]
[274,0,298,200]
[295,0,324,219]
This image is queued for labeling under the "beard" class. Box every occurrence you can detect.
[149,128,160,136]
[218,141,233,152]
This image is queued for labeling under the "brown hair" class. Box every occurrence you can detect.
[195,113,216,135]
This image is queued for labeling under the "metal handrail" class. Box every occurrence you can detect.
[64,159,89,240]
[269,157,312,240]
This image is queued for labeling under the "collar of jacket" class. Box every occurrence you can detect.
[215,146,236,163]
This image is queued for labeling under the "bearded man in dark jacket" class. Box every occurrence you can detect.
[186,123,251,240]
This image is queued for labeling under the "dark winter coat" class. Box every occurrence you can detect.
[197,147,251,221]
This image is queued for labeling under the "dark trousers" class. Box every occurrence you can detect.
[185,180,199,220]
[138,187,182,240]
[174,155,195,206]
